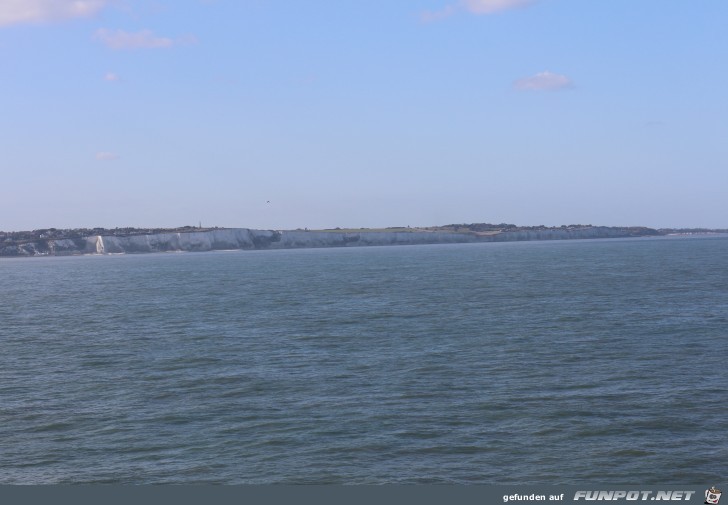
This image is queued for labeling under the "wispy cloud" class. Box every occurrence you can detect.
[420,5,455,23]
[420,0,536,22]
[96,151,119,161]
[462,0,535,15]
[104,72,121,82]
[0,0,107,27]
[513,71,573,91]
[94,28,193,50]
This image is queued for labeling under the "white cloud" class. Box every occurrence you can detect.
[420,5,455,23]
[96,151,119,160]
[514,71,573,91]
[104,71,120,82]
[420,0,536,23]
[462,0,536,15]
[0,0,107,27]
[95,28,175,50]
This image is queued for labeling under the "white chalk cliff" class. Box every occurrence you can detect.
[1,227,658,257]
[71,226,648,255]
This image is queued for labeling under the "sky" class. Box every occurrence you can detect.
[1,0,727,231]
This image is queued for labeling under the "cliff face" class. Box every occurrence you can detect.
[81,229,482,254]
[273,230,483,249]
[478,227,650,241]
[0,226,660,257]
[86,229,279,254]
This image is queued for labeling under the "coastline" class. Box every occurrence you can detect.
[0,225,664,257]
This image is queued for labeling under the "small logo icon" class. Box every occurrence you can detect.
[706,487,722,505]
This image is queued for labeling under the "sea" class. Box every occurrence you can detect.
[1,235,727,484]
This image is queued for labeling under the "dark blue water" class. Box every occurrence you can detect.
[1,236,727,484]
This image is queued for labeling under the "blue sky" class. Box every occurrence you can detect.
[2,0,726,230]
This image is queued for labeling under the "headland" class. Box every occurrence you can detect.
[0,223,721,257]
